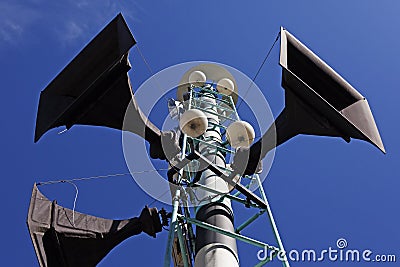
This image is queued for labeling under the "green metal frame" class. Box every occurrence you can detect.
[163,85,291,267]
[178,214,279,251]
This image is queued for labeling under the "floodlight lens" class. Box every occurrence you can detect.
[188,70,207,86]
[216,78,235,96]
[179,109,208,137]
[226,121,255,148]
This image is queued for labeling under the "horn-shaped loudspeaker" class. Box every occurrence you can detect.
[233,27,385,175]
[226,121,255,149]
[177,63,239,105]
[34,13,162,150]
[179,109,208,138]
[27,184,162,267]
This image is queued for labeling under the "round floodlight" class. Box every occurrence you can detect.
[179,109,208,137]
[216,78,235,96]
[188,70,207,87]
[226,121,255,148]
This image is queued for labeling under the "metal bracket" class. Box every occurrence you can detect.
[167,150,268,209]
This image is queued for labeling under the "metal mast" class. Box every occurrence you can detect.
[163,63,291,267]
[193,85,238,266]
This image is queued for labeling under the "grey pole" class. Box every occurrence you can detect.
[194,88,239,267]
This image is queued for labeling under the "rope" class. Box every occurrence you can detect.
[36,169,169,185]
[37,169,168,226]
[236,32,281,111]
[136,45,155,76]
[147,188,171,207]
[63,181,79,227]
[135,45,169,104]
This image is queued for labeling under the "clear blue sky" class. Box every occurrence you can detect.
[0,1,398,266]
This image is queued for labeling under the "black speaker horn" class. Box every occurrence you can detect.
[34,13,162,147]
[27,184,162,267]
[233,27,385,175]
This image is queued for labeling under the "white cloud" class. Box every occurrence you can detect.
[2,21,23,43]
[61,21,86,43]
[0,2,39,44]
[76,0,89,9]
[0,0,143,47]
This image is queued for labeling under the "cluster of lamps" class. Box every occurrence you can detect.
[179,70,255,149]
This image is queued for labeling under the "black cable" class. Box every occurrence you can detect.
[236,32,281,111]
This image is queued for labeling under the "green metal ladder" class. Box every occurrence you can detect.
[164,85,291,267]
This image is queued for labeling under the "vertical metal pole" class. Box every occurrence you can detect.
[164,189,181,267]
[176,221,190,267]
[194,88,239,267]
[165,90,193,266]
[255,175,290,267]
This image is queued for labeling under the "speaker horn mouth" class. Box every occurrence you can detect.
[177,63,239,105]
[179,109,208,138]
[278,27,385,154]
[217,78,235,96]
[226,121,255,149]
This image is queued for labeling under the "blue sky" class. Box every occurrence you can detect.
[1,1,399,266]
